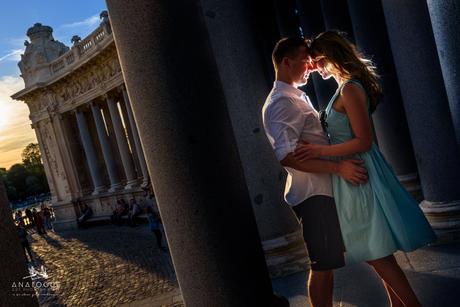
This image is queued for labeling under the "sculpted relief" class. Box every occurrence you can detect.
[39,119,70,199]
[50,52,121,106]
[25,49,122,120]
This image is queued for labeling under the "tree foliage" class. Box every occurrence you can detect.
[22,143,42,170]
[1,143,50,203]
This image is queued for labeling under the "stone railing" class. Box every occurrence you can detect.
[49,22,112,76]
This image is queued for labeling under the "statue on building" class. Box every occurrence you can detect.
[18,23,69,87]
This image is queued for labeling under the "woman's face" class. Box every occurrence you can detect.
[311,55,334,80]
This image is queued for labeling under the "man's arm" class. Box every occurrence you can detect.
[281,153,368,185]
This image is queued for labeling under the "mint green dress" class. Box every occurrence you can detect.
[325,80,436,264]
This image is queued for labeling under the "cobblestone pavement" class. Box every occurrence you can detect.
[27,224,183,307]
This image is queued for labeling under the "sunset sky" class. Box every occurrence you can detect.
[0,0,106,170]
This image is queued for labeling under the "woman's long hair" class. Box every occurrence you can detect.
[309,31,382,113]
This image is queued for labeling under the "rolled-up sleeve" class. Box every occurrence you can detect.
[265,98,305,161]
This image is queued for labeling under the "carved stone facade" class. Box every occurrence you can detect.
[12,13,149,231]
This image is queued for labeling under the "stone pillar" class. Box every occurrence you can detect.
[347,0,420,194]
[382,0,460,234]
[120,86,149,187]
[272,0,318,109]
[426,0,460,147]
[106,0,282,305]
[75,109,105,194]
[202,0,307,277]
[106,95,137,189]
[296,0,337,109]
[118,97,141,180]
[273,0,302,37]
[33,122,58,202]
[320,0,354,39]
[101,104,125,184]
[90,101,122,192]
[0,180,39,307]
[51,113,82,200]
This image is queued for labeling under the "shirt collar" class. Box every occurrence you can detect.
[273,80,306,99]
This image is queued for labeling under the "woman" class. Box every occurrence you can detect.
[295,31,436,307]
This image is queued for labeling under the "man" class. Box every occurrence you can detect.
[262,37,368,307]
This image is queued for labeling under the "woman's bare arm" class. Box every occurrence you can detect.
[295,83,373,159]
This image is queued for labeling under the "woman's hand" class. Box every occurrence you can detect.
[294,142,325,161]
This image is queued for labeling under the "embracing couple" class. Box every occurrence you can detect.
[262,32,437,307]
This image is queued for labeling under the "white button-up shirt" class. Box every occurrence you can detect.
[262,81,333,205]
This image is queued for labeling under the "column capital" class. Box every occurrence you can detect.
[69,108,79,116]
[89,100,101,109]
[118,83,128,93]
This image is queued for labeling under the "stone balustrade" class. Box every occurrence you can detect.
[49,25,112,78]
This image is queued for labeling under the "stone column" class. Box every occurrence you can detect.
[202,0,307,277]
[75,109,105,194]
[347,0,419,194]
[320,0,354,39]
[118,97,141,180]
[382,0,460,234]
[296,0,337,109]
[106,0,283,305]
[106,95,137,189]
[33,122,58,202]
[273,0,302,37]
[0,180,39,307]
[120,86,149,187]
[272,0,318,109]
[426,0,460,147]
[51,113,82,199]
[90,101,122,191]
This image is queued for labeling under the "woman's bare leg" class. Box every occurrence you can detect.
[367,255,421,307]
[382,279,405,307]
[308,270,334,307]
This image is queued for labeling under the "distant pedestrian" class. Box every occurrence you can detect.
[32,208,46,234]
[15,210,23,225]
[146,206,166,251]
[111,200,128,226]
[128,198,142,227]
[77,203,93,228]
[41,204,52,230]
[25,208,34,226]
[17,220,34,262]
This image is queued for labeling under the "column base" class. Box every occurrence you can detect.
[398,172,423,201]
[108,183,124,192]
[420,200,460,242]
[140,179,150,189]
[92,186,106,195]
[261,229,309,278]
[49,201,79,231]
[124,180,139,190]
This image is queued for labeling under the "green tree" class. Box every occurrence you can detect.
[2,144,50,202]
[21,142,49,192]
[22,143,42,171]
[6,164,28,201]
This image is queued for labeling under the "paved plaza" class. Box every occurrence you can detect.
[274,240,460,307]
[27,224,460,307]
[28,225,182,307]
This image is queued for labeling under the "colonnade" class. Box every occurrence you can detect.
[74,86,149,194]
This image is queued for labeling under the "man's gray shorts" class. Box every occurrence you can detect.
[293,195,346,271]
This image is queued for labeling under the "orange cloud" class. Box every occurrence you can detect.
[0,75,37,170]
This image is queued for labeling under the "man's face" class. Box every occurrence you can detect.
[288,46,311,87]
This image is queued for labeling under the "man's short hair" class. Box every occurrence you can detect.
[272,37,308,69]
